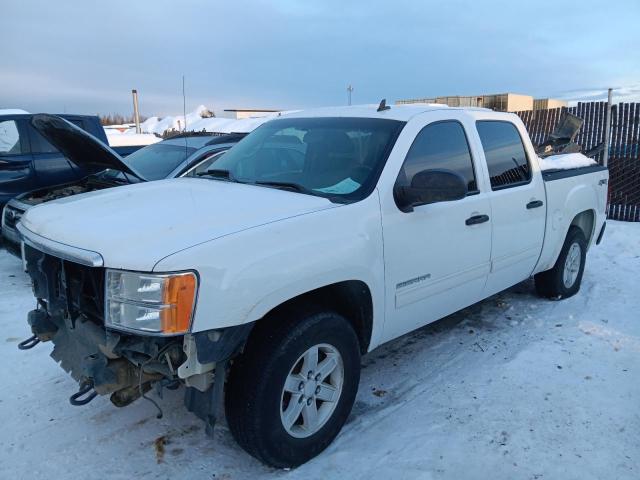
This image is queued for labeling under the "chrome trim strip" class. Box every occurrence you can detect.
[17,223,104,267]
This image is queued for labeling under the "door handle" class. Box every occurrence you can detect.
[0,159,30,170]
[526,200,544,209]
[465,214,490,226]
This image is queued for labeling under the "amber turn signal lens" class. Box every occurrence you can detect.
[160,273,197,334]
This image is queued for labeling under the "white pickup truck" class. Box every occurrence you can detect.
[17,104,608,467]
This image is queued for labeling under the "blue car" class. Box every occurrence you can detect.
[0,112,126,210]
[1,114,245,253]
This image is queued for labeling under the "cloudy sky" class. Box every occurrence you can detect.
[1,0,639,117]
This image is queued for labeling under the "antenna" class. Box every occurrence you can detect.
[182,75,187,132]
[182,75,188,158]
[377,99,390,112]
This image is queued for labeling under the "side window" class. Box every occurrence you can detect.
[29,127,58,154]
[396,121,478,194]
[184,151,226,177]
[476,121,531,190]
[29,119,84,154]
[0,120,24,155]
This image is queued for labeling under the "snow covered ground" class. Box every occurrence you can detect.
[0,222,638,480]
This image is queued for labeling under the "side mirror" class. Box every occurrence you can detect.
[394,169,467,212]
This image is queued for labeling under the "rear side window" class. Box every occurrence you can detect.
[184,151,226,177]
[0,120,24,155]
[396,121,478,194]
[476,121,531,190]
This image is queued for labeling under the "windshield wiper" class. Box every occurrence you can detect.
[197,168,234,179]
[254,180,312,194]
[254,180,349,204]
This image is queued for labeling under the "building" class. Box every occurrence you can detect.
[396,95,484,108]
[533,98,568,110]
[396,93,566,112]
[221,109,281,120]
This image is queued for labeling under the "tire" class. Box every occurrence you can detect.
[225,306,361,468]
[534,226,587,299]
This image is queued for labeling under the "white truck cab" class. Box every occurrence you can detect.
[17,104,608,467]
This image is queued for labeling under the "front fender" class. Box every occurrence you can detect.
[153,193,386,346]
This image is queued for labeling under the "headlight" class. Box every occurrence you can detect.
[105,269,198,335]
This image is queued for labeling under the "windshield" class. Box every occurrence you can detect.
[104,142,198,181]
[207,117,404,202]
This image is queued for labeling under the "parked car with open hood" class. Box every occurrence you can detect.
[1,114,247,252]
[16,104,607,467]
[0,112,127,212]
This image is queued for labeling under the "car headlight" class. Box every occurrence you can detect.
[105,269,198,335]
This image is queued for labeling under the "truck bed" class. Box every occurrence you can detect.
[541,164,608,182]
[534,164,609,275]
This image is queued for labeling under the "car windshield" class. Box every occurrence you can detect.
[206,117,404,202]
[103,142,198,181]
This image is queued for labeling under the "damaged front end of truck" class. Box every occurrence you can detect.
[17,227,252,433]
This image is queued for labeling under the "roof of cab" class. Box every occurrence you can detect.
[279,103,494,122]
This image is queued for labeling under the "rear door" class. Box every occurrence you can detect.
[380,114,492,341]
[0,117,35,204]
[474,119,546,296]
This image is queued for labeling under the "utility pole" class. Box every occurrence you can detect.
[347,84,354,106]
[132,89,141,133]
[603,88,613,167]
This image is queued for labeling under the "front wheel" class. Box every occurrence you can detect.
[534,226,587,299]
[225,307,361,468]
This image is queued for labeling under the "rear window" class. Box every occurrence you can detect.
[0,120,23,155]
[476,121,531,190]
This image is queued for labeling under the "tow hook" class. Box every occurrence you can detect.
[17,335,40,350]
[69,380,98,406]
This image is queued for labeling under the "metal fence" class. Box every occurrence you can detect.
[515,102,640,222]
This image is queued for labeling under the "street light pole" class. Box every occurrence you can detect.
[347,84,354,106]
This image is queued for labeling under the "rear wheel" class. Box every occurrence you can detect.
[534,226,587,299]
[225,307,361,468]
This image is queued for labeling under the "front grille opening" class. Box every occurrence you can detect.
[3,207,21,229]
[24,244,105,324]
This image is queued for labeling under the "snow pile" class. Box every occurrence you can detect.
[103,106,289,139]
[538,153,597,171]
[140,105,214,136]
[0,108,29,115]
[106,132,161,147]
[139,106,290,136]
[189,113,284,134]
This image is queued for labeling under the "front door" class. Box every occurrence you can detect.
[381,119,492,341]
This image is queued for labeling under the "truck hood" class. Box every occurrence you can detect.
[30,114,145,180]
[20,178,337,271]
